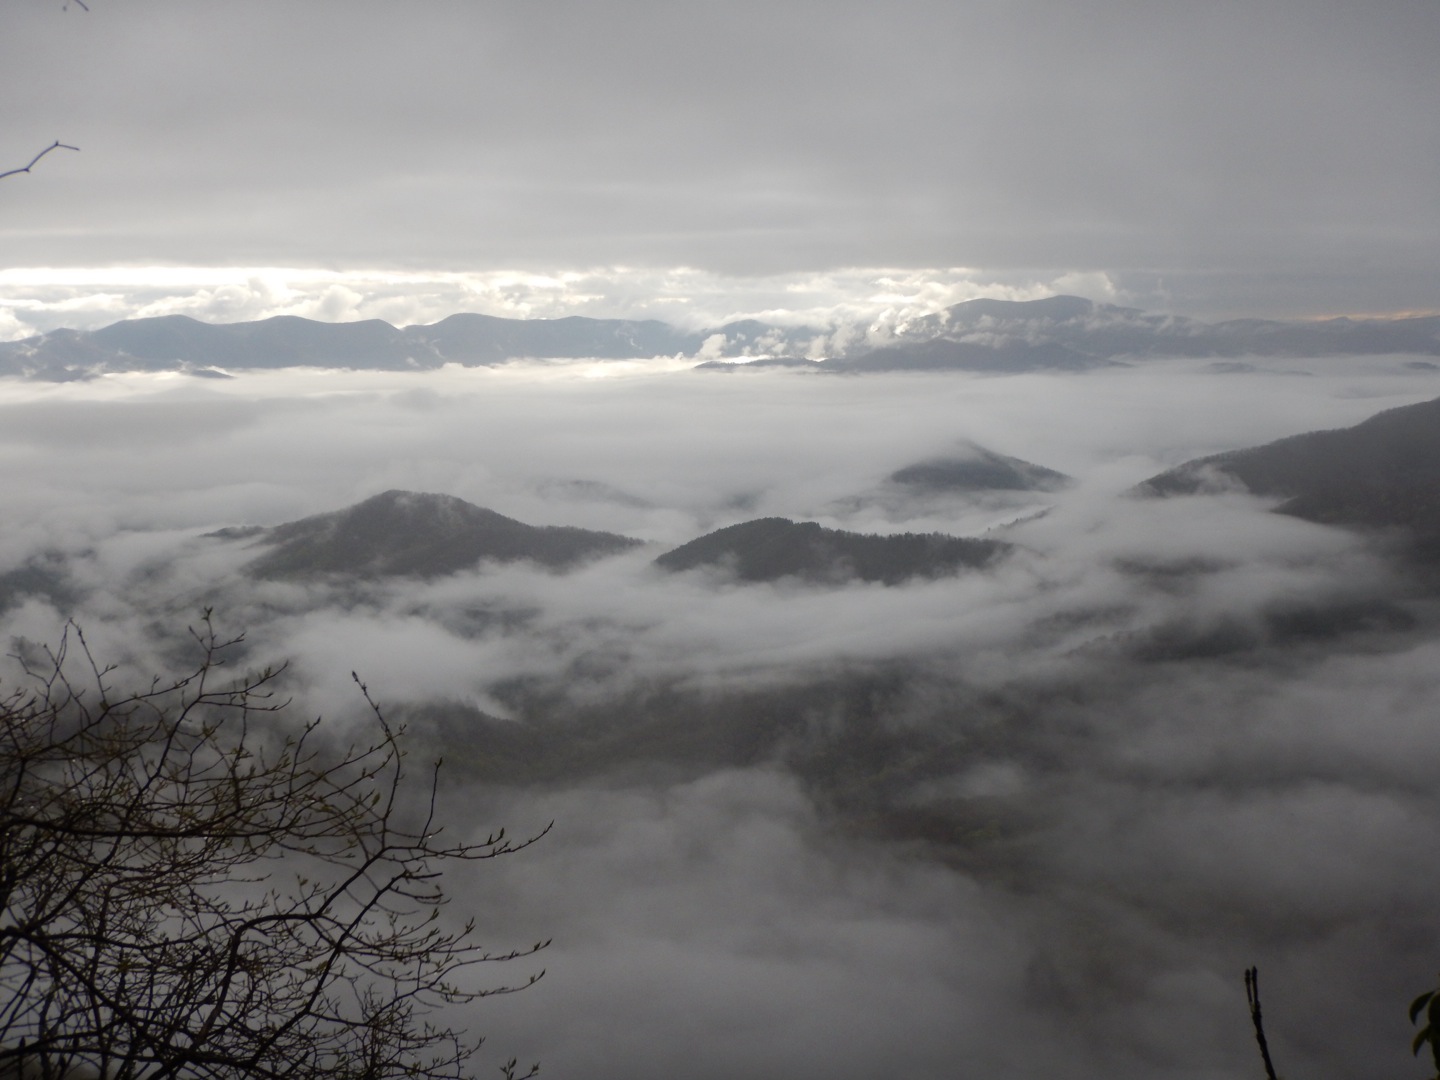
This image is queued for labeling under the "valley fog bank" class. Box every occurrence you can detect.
[3,357,1440,1079]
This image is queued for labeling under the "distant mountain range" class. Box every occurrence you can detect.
[0,313,825,381]
[1141,395,1440,561]
[5,296,1438,380]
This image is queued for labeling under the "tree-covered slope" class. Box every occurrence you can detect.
[1140,395,1440,558]
[654,517,1008,584]
[229,490,642,578]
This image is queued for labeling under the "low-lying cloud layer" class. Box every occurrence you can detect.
[4,357,1440,1078]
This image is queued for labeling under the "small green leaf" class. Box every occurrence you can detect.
[1415,1026,1432,1056]
[1412,991,1435,1025]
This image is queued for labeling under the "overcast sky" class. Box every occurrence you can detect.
[2,0,1439,330]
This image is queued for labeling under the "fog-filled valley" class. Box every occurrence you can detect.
[3,351,1440,1079]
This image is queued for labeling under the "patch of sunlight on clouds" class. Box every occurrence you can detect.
[0,266,1128,342]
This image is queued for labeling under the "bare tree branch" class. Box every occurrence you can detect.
[0,613,546,1079]
[1244,967,1280,1080]
[0,141,80,182]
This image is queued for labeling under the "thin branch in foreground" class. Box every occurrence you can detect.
[0,140,80,181]
[1245,967,1280,1080]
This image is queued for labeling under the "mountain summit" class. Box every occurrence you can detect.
[888,443,1072,493]
[224,490,641,578]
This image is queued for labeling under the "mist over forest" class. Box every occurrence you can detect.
[4,350,1440,1079]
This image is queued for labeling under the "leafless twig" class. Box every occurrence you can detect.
[0,141,79,181]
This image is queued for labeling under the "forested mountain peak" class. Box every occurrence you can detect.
[654,517,1008,585]
[221,490,642,578]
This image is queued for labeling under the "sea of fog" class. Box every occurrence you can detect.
[3,355,1439,1079]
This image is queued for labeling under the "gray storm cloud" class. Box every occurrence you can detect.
[2,359,1440,1078]
[3,1,1439,318]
